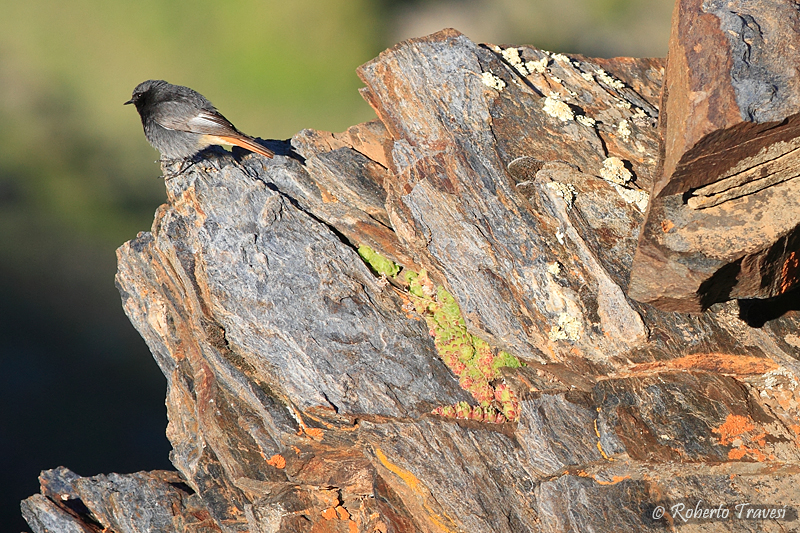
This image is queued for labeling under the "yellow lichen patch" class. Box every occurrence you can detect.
[481,71,506,91]
[593,475,631,485]
[375,448,421,493]
[500,47,530,76]
[617,119,632,140]
[546,181,577,208]
[549,312,582,342]
[611,184,648,213]
[526,57,549,74]
[599,157,632,185]
[595,68,626,89]
[576,114,596,128]
[594,417,614,461]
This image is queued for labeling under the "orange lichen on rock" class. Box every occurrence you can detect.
[575,470,630,485]
[780,251,799,293]
[713,414,775,462]
[267,454,286,469]
[290,405,325,441]
[713,414,755,445]
[792,425,800,447]
[630,353,778,376]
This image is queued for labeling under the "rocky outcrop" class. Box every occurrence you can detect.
[628,0,800,312]
[22,28,800,533]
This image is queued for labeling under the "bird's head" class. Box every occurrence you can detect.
[124,79,169,108]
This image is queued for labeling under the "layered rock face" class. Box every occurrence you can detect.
[629,0,800,311]
[22,26,800,533]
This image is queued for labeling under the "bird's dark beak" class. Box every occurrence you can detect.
[124,98,134,105]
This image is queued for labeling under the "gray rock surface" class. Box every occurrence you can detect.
[22,28,800,533]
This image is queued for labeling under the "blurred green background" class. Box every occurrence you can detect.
[0,0,671,529]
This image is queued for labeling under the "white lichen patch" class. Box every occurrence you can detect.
[526,57,549,74]
[576,114,596,128]
[547,262,562,277]
[615,99,632,110]
[763,367,799,391]
[550,75,563,85]
[785,334,800,349]
[501,47,529,75]
[617,119,632,140]
[600,156,647,211]
[549,312,582,342]
[543,95,574,122]
[595,68,625,89]
[481,72,506,91]
[555,228,566,245]
[600,157,632,185]
[551,52,570,63]
[546,181,577,208]
[611,184,649,213]
[580,71,594,82]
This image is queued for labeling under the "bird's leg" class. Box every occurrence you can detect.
[159,156,199,179]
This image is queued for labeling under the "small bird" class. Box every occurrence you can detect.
[125,80,274,161]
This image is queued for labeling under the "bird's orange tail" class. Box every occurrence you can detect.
[210,134,274,158]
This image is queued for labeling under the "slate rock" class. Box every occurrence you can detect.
[629,0,800,311]
[22,28,800,533]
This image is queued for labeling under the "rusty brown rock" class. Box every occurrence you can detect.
[22,29,800,533]
[629,0,800,311]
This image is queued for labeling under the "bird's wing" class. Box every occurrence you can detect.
[153,102,239,136]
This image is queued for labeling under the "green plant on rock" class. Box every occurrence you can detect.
[357,246,522,423]
[405,271,521,423]
[357,245,401,278]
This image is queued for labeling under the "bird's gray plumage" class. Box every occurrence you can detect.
[125,79,273,160]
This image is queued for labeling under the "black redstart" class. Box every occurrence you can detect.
[125,79,274,161]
